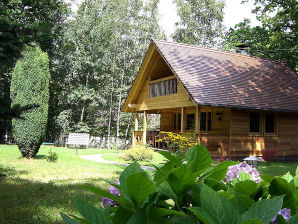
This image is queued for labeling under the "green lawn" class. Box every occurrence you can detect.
[101,152,166,166]
[0,145,124,224]
[258,161,297,176]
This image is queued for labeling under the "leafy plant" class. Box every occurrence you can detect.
[61,143,298,224]
[122,145,154,162]
[47,150,58,162]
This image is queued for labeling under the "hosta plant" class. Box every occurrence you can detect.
[61,143,298,224]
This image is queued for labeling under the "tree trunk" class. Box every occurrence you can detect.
[107,76,114,149]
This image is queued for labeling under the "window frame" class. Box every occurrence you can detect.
[248,111,278,136]
[249,111,262,136]
[200,109,212,133]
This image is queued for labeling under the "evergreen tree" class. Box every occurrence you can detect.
[10,45,50,158]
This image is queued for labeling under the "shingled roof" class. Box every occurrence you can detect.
[153,40,298,112]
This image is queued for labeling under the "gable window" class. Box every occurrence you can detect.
[249,112,260,133]
[186,114,195,130]
[200,112,212,132]
[149,79,177,97]
[265,113,275,133]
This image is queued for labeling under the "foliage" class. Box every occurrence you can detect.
[262,149,278,162]
[0,0,68,124]
[10,45,50,158]
[122,145,154,162]
[173,0,225,47]
[47,150,58,162]
[50,0,165,138]
[61,143,298,223]
[159,131,195,158]
[223,0,297,71]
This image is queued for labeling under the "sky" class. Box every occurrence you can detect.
[68,0,261,38]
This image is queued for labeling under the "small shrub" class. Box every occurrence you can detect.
[47,150,58,162]
[122,145,154,162]
[262,149,277,162]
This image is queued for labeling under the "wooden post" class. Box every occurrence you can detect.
[133,112,139,147]
[195,105,200,143]
[181,107,185,133]
[135,112,139,131]
[143,111,147,145]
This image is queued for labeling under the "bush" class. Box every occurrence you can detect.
[122,145,154,162]
[61,143,298,224]
[47,150,58,162]
[10,45,50,158]
[262,149,278,162]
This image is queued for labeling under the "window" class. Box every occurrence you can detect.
[186,114,195,130]
[200,112,212,132]
[149,79,177,97]
[265,113,275,133]
[173,113,181,131]
[249,112,260,133]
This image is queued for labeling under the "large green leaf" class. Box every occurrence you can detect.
[149,207,187,220]
[112,206,133,224]
[190,184,241,224]
[239,220,262,224]
[290,214,298,224]
[126,172,156,206]
[167,165,195,195]
[187,144,212,175]
[81,185,121,204]
[234,180,258,198]
[241,195,284,223]
[165,216,198,224]
[120,162,143,202]
[60,213,79,224]
[269,178,297,213]
[204,161,238,182]
[238,172,252,182]
[127,208,149,224]
[73,199,112,224]
[230,193,254,214]
[154,161,176,186]
[157,181,177,202]
[158,151,181,165]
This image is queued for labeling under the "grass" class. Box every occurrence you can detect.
[0,144,297,223]
[101,151,166,166]
[258,161,297,176]
[0,145,124,224]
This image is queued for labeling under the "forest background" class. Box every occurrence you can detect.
[0,0,296,144]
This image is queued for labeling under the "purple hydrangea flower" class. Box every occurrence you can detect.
[271,208,291,223]
[102,179,120,207]
[224,162,261,183]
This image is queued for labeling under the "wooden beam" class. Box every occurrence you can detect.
[181,107,185,133]
[195,105,200,142]
[143,111,147,145]
[149,75,176,84]
[134,112,139,131]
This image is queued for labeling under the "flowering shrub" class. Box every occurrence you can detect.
[61,143,298,224]
[122,145,154,162]
[271,208,291,223]
[224,162,261,183]
[102,179,120,207]
[262,149,278,162]
[159,131,195,154]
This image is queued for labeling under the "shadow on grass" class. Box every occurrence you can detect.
[0,165,29,178]
[0,176,118,224]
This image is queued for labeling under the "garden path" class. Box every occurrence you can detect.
[80,153,154,170]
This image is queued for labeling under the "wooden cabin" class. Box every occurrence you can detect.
[122,40,298,158]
